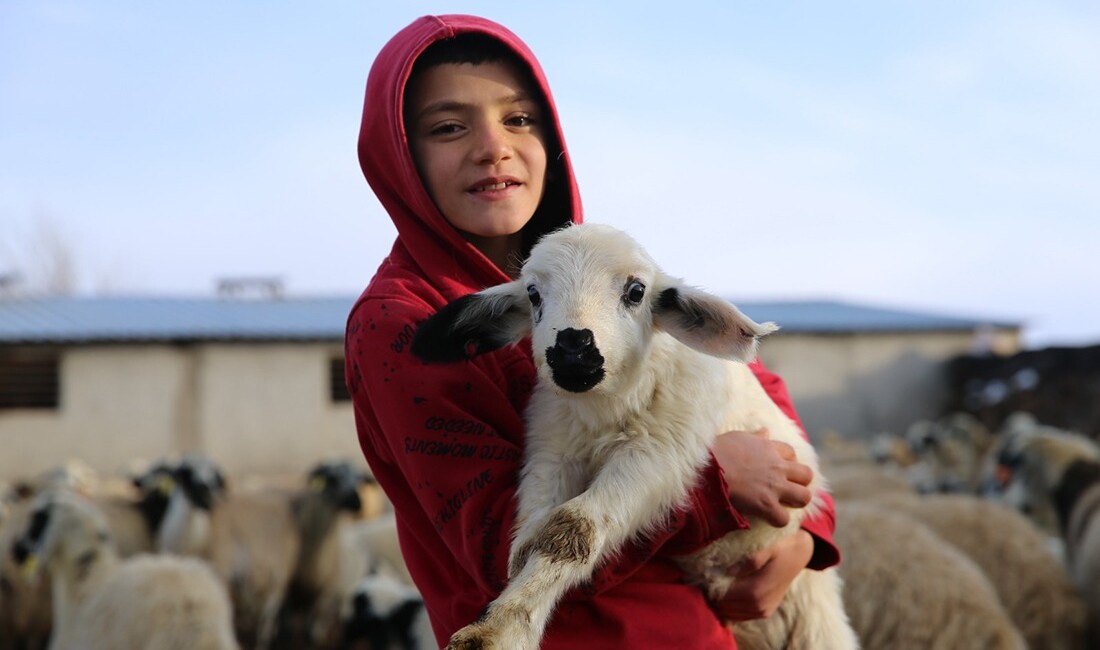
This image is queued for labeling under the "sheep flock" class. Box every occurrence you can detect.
[0,454,428,650]
[1,396,1094,650]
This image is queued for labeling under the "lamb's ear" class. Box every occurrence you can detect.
[411,281,532,363]
[653,283,778,362]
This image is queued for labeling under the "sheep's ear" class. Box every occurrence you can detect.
[653,283,778,362]
[412,281,531,363]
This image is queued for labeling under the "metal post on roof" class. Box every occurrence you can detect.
[216,276,285,300]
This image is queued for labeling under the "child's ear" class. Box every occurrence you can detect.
[412,281,532,363]
[652,280,778,362]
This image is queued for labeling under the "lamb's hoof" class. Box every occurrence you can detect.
[446,624,500,650]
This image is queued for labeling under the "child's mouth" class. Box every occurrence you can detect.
[471,181,518,193]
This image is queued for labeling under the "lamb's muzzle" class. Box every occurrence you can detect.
[545,327,605,392]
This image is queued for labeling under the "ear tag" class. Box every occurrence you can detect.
[157,475,175,496]
[21,553,39,578]
[309,476,327,492]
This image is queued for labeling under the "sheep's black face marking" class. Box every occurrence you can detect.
[176,464,217,511]
[12,506,50,564]
[1053,459,1100,534]
[545,328,605,392]
[622,278,646,307]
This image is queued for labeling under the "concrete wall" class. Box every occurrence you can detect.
[2,328,1020,481]
[759,329,1019,440]
[0,342,359,481]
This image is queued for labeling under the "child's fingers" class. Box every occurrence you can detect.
[786,460,814,486]
[779,483,813,509]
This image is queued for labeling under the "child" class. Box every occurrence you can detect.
[346,14,838,649]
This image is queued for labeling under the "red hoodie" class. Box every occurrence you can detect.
[346,14,837,649]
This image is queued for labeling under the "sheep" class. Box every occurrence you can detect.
[10,488,239,650]
[89,461,177,558]
[834,501,1027,650]
[0,461,176,649]
[342,512,414,586]
[155,454,375,650]
[412,223,858,650]
[155,452,302,650]
[279,459,377,650]
[1,496,53,650]
[903,412,994,494]
[821,460,918,503]
[991,423,1100,643]
[341,572,434,650]
[859,491,1088,650]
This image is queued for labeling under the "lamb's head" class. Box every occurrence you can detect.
[412,223,778,395]
[11,490,109,579]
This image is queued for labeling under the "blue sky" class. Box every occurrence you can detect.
[1,1,1098,347]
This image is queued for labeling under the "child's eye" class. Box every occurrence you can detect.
[505,114,535,128]
[428,122,463,136]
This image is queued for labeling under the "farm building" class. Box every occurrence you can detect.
[0,295,1019,480]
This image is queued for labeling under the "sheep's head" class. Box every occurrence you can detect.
[173,453,227,511]
[11,490,109,580]
[413,223,777,395]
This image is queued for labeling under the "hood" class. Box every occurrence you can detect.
[357,15,583,298]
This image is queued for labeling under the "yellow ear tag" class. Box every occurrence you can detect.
[21,553,39,578]
[157,475,175,496]
[309,476,327,492]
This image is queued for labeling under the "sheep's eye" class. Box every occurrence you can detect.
[526,285,541,307]
[624,280,646,306]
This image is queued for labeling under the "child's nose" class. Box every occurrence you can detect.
[472,125,512,164]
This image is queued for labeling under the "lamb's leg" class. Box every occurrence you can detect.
[447,446,695,650]
[508,456,585,579]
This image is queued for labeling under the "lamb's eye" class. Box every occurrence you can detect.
[526,285,541,307]
[624,280,646,306]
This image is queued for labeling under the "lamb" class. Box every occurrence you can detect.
[412,223,858,650]
[11,488,239,650]
[834,501,1026,650]
[992,423,1100,644]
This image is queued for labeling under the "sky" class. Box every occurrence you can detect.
[1,1,1098,349]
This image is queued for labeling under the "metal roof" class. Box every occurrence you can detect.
[0,296,356,344]
[0,296,1018,345]
[740,300,1018,334]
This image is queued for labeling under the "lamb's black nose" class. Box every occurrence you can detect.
[555,328,594,354]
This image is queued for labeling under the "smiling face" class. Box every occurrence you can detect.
[405,61,549,251]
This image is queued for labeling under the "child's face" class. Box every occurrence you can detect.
[405,61,548,240]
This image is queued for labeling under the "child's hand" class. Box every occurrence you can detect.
[711,529,815,621]
[712,428,813,527]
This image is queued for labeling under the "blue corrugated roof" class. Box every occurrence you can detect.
[0,297,357,344]
[0,296,1017,344]
[740,300,1018,334]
